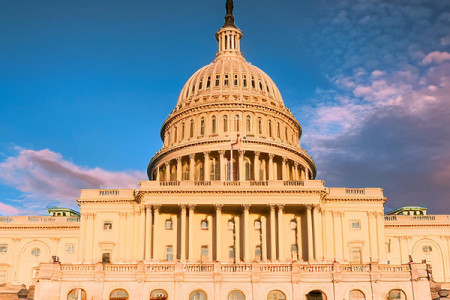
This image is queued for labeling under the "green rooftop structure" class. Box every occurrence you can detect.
[386,206,428,216]
[47,207,80,217]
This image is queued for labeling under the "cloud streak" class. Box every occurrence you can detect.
[0,148,145,215]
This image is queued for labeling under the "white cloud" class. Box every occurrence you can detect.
[0,148,145,215]
[422,51,450,65]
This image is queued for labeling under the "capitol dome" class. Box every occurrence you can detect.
[147,5,316,183]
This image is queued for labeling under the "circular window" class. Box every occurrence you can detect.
[228,290,245,300]
[31,248,40,257]
[67,289,87,300]
[423,245,432,253]
[189,290,207,300]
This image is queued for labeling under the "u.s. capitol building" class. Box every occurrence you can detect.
[0,1,449,300]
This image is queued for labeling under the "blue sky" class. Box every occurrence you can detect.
[1,0,449,215]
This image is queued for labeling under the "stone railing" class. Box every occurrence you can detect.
[345,188,365,195]
[183,264,214,272]
[39,262,426,283]
[160,181,180,187]
[194,181,211,186]
[283,180,304,186]
[0,216,80,225]
[223,181,241,186]
[385,215,450,226]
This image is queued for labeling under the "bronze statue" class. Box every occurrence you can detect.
[224,0,236,27]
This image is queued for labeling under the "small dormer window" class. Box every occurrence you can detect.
[206,76,211,88]
[215,75,220,87]
[224,74,229,86]
[234,74,238,86]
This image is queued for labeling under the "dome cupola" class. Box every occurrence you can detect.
[147,0,316,183]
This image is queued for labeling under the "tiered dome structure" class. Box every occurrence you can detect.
[147,4,316,183]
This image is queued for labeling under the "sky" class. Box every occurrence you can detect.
[0,0,449,215]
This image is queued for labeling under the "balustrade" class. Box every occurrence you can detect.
[342,265,371,272]
[103,265,138,272]
[146,264,176,272]
[60,265,95,272]
[260,264,292,272]
[183,264,214,272]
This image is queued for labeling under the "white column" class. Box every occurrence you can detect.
[165,161,170,181]
[254,151,260,181]
[204,151,210,181]
[296,216,302,261]
[294,163,299,180]
[270,204,276,260]
[277,204,285,261]
[188,204,196,261]
[306,205,314,261]
[144,206,152,261]
[238,150,245,181]
[180,204,187,261]
[243,204,250,262]
[261,216,267,261]
[139,210,145,260]
[189,154,195,180]
[176,157,182,181]
[313,205,323,260]
[376,212,386,261]
[219,150,225,181]
[215,204,223,260]
[234,215,240,262]
[300,167,305,181]
[156,166,160,181]
[126,212,133,261]
[152,205,160,260]
[118,212,126,261]
[268,154,274,180]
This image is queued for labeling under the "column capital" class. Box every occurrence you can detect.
[189,154,195,159]
[269,204,276,211]
[305,204,313,210]
[269,153,275,159]
[164,161,170,167]
[254,151,260,157]
[242,204,251,211]
[214,204,224,211]
[277,203,285,211]
[218,150,226,156]
[188,204,196,210]
[294,162,299,167]
[204,151,210,156]
[179,204,187,210]
[282,158,288,163]
[176,157,182,163]
[153,204,162,211]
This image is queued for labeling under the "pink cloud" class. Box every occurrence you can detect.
[0,202,20,216]
[0,148,146,213]
[422,51,450,65]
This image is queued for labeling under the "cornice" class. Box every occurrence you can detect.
[323,197,387,203]
[0,225,80,230]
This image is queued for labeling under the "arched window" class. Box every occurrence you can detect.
[215,75,220,87]
[306,291,326,300]
[68,289,87,300]
[110,289,129,300]
[211,116,217,134]
[255,246,261,260]
[228,290,245,300]
[200,118,205,136]
[190,120,194,138]
[198,78,203,90]
[243,74,247,87]
[234,115,240,131]
[277,122,280,138]
[387,290,406,300]
[245,158,253,180]
[223,115,228,132]
[349,290,365,300]
[174,127,177,142]
[251,76,256,89]
[150,289,168,300]
[285,127,288,141]
[267,290,286,300]
[190,290,207,300]
[258,118,262,134]
[206,76,211,88]
[259,81,263,90]
[224,74,229,86]
[181,123,185,140]
[268,120,272,137]
[234,74,238,86]
[246,115,251,132]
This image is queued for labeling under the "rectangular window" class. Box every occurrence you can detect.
[201,220,209,230]
[165,219,173,230]
[350,220,361,230]
[215,75,220,86]
[224,74,229,86]
[229,246,234,259]
[166,246,173,261]
[0,244,7,253]
[243,74,247,87]
[201,245,209,257]
[102,252,111,264]
[350,247,362,263]
[234,74,238,86]
[206,76,211,88]
[65,243,74,254]
[103,221,112,231]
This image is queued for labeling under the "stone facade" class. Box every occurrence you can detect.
[1,2,449,300]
